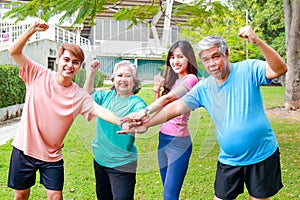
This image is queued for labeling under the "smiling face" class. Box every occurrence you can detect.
[199,46,230,82]
[113,65,135,97]
[56,50,82,86]
[169,47,189,77]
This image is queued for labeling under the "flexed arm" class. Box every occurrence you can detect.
[84,61,122,125]
[238,26,287,79]
[83,60,100,94]
[8,19,49,67]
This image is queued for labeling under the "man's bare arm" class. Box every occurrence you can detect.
[119,100,192,134]
[8,20,49,67]
[238,26,287,79]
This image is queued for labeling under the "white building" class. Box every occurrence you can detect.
[0,0,189,80]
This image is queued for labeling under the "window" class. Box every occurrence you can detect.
[95,19,149,42]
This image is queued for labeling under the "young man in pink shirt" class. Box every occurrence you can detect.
[7,19,122,200]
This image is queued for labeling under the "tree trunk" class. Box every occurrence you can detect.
[283,0,300,110]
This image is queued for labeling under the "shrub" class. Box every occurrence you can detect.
[72,69,104,88]
[0,66,104,109]
[94,70,105,88]
[72,69,86,87]
[0,65,26,109]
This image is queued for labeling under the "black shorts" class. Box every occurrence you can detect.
[8,147,64,190]
[214,148,283,199]
[94,160,137,200]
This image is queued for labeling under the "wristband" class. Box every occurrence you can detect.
[119,121,124,129]
[143,107,150,116]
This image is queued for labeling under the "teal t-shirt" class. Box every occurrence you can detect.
[92,90,146,168]
[183,59,276,166]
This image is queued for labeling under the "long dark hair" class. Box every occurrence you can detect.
[162,40,198,95]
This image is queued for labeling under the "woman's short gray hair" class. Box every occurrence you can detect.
[112,60,138,79]
[196,36,228,57]
[111,60,142,94]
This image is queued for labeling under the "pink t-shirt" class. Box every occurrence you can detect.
[12,57,94,162]
[160,74,198,137]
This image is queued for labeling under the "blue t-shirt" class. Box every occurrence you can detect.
[183,59,277,166]
[92,90,146,168]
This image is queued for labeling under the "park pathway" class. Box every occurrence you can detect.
[0,119,19,145]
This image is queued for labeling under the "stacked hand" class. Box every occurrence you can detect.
[129,109,148,121]
[118,113,150,134]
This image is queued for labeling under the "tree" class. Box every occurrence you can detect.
[2,0,161,27]
[283,0,300,110]
[227,0,286,60]
[3,0,299,109]
[228,0,300,110]
[173,1,249,62]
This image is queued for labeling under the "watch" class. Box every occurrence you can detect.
[143,107,150,116]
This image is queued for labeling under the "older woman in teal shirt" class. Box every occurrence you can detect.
[84,60,146,200]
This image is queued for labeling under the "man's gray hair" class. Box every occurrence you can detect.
[197,36,228,57]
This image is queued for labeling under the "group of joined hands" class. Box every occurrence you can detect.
[118,108,151,134]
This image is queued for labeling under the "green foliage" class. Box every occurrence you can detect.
[114,2,160,29]
[2,1,36,22]
[94,70,105,88]
[174,1,234,37]
[227,0,286,60]
[175,1,267,62]
[250,0,286,58]
[2,0,159,27]
[72,69,86,87]
[3,0,116,26]
[0,65,25,108]
[72,69,104,88]
[173,0,286,62]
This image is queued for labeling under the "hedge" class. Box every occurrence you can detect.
[0,65,26,109]
[72,69,104,88]
[0,65,104,109]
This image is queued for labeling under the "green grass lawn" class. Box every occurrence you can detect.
[0,85,299,199]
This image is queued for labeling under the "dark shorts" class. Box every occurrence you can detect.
[8,147,64,190]
[214,148,283,199]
